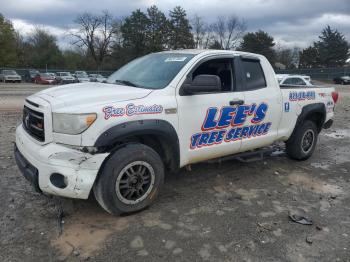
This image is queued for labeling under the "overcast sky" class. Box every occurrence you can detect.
[1,0,350,49]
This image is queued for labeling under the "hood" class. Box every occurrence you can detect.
[32,82,153,111]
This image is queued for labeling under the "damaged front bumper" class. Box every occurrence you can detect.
[15,124,109,199]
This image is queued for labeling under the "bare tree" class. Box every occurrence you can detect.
[191,14,206,49]
[212,15,246,50]
[71,11,119,69]
[201,24,216,49]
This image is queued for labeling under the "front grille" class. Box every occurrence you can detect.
[23,106,45,142]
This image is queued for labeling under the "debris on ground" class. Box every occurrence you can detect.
[289,214,313,225]
[306,236,313,244]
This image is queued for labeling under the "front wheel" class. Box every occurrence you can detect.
[93,143,164,215]
[286,120,318,161]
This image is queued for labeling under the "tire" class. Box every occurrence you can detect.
[93,143,164,215]
[286,120,318,161]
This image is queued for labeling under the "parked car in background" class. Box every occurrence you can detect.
[56,72,76,84]
[302,75,311,82]
[276,74,290,82]
[333,76,350,85]
[47,72,57,81]
[0,70,22,83]
[34,73,56,85]
[278,75,312,86]
[276,74,311,84]
[24,69,40,82]
[89,74,107,83]
[74,71,90,83]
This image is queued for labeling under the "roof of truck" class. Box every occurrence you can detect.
[158,49,262,57]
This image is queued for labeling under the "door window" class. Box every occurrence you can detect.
[241,59,266,90]
[191,58,234,92]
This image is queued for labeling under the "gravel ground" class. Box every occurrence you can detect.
[0,82,349,261]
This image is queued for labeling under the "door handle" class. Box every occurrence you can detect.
[229,100,244,106]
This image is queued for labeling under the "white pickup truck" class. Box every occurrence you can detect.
[15,50,338,215]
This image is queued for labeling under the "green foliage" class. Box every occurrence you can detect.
[121,9,150,58]
[299,26,349,68]
[0,14,18,67]
[168,6,194,49]
[315,26,349,67]
[26,28,64,69]
[239,30,276,64]
[299,46,320,68]
[146,5,169,52]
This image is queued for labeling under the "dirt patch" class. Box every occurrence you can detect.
[51,209,131,259]
[286,171,343,195]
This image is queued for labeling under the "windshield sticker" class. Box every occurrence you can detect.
[190,102,271,150]
[103,103,163,120]
[165,57,187,62]
[289,91,315,101]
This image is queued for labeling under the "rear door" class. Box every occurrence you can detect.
[237,56,282,152]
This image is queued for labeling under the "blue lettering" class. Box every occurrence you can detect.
[251,103,268,123]
[225,128,236,140]
[218,107,236,128]
[208,131,218,144]
[241,126,250,138]
[233,127,242,140]
[232,105,250,126]
[202,108,218,130]
[216,130,226,143]
[191,133,201,149]
[198,133,210,146]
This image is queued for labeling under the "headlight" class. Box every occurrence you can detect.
[53,113,97,135]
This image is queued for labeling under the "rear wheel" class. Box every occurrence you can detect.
[93,143,164,215]
[286,120,318,161]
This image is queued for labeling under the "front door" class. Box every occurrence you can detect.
[176,56,245,166]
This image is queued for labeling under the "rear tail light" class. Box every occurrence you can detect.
[331,91,339,103]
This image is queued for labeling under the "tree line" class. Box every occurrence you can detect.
[0,6,349,71]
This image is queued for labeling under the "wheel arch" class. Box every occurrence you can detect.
[288,103,326,142]
[94,120,180,173]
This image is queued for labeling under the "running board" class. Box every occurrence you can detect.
[207,147,275,164]
[233,148,274,163]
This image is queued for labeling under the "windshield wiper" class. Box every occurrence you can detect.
[114,79,140,87]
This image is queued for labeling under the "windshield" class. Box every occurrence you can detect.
[77,73,88,77]
[40,73,51,77]
[60,72,71,76]
[3,70,17,75]
[107,53,195,89]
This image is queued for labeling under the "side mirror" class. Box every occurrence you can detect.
[182,74,221,95]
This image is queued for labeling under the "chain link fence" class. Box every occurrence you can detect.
[0,68,114,78]
[2,66,350,81]
[276,67,350,80]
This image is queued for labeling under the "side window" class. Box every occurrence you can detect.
[282,78,294,85]
[294,78,306,85]
[241,59,266,90]
[192,58,234,92]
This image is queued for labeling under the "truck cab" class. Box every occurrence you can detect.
[15,50,337,215]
